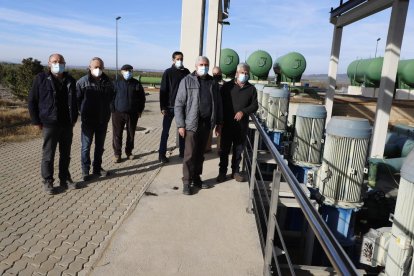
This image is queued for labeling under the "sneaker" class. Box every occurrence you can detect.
[43,181,54,195]
[113,155,121,163]
[93,168,110,177]
[127,154,134,160]
[183,184,192,195]
[232,172,246,182]
[216,173,227,183]
[60,178,77,190]
[159,155,169,163]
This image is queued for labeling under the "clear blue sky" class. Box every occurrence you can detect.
[0,0,413,74]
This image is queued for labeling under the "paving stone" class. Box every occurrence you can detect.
[15,263,38,276]
[29,248,53,268]
[23,241,48,258]
[1,246,28,265]
[34,256,60,276]
[50,243,72,260]
[57,249,80,269]
[0,261,13,274]
[62,231,82,246]
[46,262,66,276]
[3,256,31,275]
[0,239,24,258]
[63,256,88,276]
[21,234,42,250]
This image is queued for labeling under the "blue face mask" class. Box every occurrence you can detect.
[238,73,249,83]
[197,66,209,76]
[122,71,132,80]
[51,63,65,74]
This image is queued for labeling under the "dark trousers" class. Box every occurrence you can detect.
[159,108,185,157]
[81,123,108,173]
[112,111,139,156]
[219,122,247,175]
[41,126,73,182]
[182,120,211,185]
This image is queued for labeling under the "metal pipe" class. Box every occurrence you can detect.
[115,16,121,81]
[247,130,259,213]
[250,115,359,275]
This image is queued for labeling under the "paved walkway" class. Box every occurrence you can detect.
[0,92,262,275]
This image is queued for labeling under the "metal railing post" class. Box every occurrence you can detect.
[263,170,282,276]
[247,129,259,213]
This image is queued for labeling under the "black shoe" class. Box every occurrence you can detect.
[93,168,110,177]
[43,181,54,195]
[216,173,227,183]
[193,176,202,187]
[183,184,192,195]
[159,155,169,163]
[60,178,77,190]
[82,171,91,181]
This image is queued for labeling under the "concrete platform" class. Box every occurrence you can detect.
[90,152,263,276]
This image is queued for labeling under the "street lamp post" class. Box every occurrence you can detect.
[374,37,381,58]
[116,16,121,80]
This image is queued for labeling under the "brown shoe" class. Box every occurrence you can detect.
[232,172,246,182]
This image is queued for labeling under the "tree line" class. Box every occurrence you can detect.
[0,58,162,100]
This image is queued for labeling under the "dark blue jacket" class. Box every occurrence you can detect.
[76,72,115,126]
[113,78,146,114]
[28,71,78,126]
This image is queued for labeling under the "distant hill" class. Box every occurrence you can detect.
[302,73,349,83]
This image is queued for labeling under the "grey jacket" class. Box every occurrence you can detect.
[174,72,223,132]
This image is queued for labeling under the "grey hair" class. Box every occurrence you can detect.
[90,57,104,68]
[195,56,209,65]
[48,53,64,62]
[237,63,250,72]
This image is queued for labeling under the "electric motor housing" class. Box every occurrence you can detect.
[291,104,327,166]
[316,116,372,208]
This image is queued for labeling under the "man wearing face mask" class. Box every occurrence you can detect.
[111,64,146,162]
[216,63,258,183]
[76,57,115,181]
[175,56,223,195]
[158,51,190,163]
[28,53,79,194]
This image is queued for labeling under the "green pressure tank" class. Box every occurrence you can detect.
[246,50,272,80]
[398,59,414,88]
[347,58,383,87]
[347,60,360,86]
[220,48,239,76]
[273,52,306,82]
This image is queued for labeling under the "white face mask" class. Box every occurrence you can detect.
[175,60,183,68]
[197,66,209,76]
[51,63,65,74]
[91,68,102,77]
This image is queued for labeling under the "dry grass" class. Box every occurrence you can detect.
[0,107,30,128]
[0,125,41,143]
[0,99,41,142]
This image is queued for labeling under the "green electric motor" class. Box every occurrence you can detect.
[246,50,272,80]
[220,48,239,77]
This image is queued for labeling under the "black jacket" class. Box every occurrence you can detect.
[28,71,78,126]
[76,72,115,126]
[113,78,146,114]
[220,80,258,125]
[159,65,190,110]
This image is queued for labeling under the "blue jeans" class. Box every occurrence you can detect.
[81,123,108,174]
[159,108,185,157]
